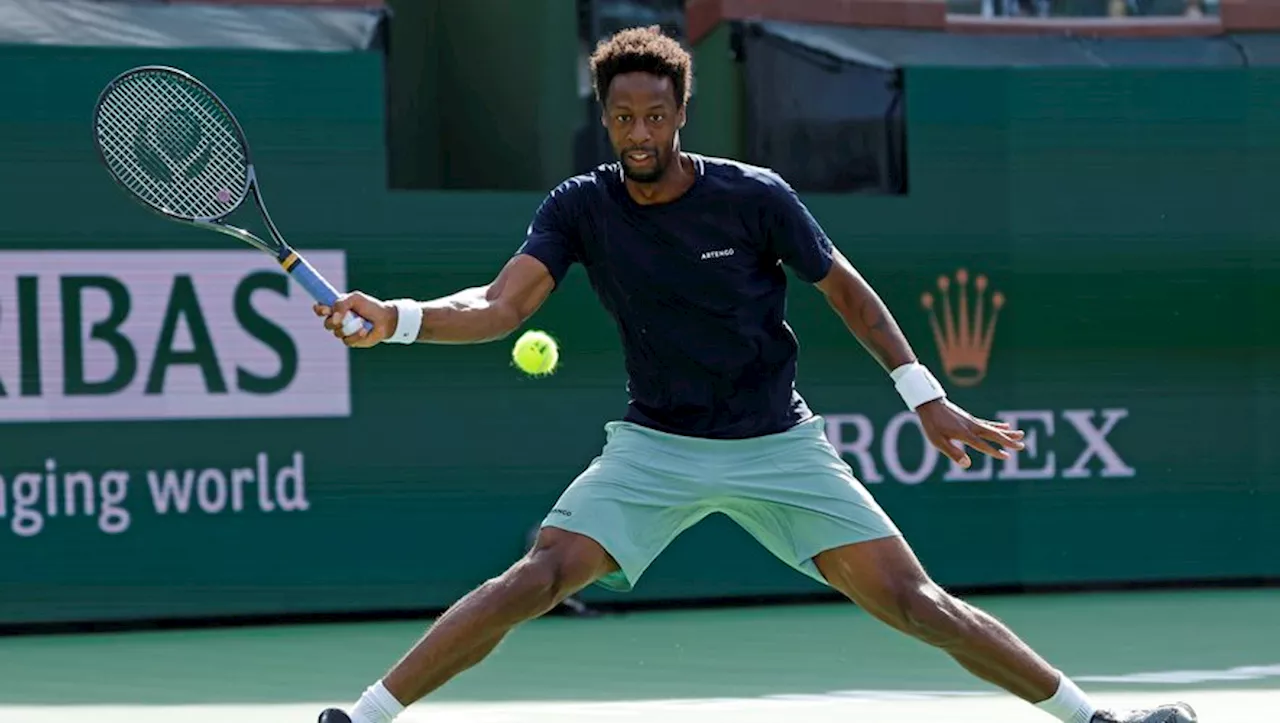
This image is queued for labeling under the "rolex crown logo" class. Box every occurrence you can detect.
[921,269,1004,387]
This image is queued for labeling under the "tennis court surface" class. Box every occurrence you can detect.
[3,589,1275,722]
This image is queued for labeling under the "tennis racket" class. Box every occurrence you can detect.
[92,65,372,337]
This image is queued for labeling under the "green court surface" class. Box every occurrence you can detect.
[2,589,1276,722]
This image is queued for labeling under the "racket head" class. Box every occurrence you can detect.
[93,66,256,230]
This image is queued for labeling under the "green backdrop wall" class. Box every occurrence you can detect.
[0,46,1277,626]
[383,0,580,191]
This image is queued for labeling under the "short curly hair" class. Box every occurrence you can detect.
[590,25,693,108]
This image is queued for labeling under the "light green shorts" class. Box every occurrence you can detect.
[540,415,901,592]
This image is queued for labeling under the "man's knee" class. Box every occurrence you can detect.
[495,529,614,614]
[816,537,972,649]
[888,582,970,648]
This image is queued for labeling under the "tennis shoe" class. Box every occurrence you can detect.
[1090,702,1197,723]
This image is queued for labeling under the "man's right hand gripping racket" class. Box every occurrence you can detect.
[92,65,372,337]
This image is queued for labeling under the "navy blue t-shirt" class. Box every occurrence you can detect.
[516,154,836,440]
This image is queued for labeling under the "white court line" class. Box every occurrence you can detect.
[0,689,1270,723]
[1077,663,1280,684]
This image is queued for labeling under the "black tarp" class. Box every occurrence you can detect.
[738,21,909,194]
[736,19,1280,193]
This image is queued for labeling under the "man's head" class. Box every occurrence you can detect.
[590,26,693,184]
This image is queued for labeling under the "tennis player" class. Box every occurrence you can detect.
[314,26,1195,723]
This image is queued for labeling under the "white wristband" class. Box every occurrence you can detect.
[890,362,946,410]
[385,299,422,345]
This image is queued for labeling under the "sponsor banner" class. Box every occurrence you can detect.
[823,269,1135,484]
[0,251,350,423]
[824,408,1134,485]
[0,451,310,538]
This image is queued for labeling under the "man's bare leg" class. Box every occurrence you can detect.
[325,528,617,722]
[815,536,1196,723]
[816,536,1057,701]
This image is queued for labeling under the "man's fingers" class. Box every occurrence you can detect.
[329,314,350,338]
[930,422,1009,462]
[331,292,365,317]
[978,419,1023,436]
[328,311,351,333]
[343,330,377,349]
[976,423,1026,450]
[962,430,1008,460]
[317,290,389,351]
[922,406,1027,468]
[930,432,972,468]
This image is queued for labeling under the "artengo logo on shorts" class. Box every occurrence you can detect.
[0,250,350,422]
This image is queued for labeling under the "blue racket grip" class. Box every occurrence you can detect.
[282,252,375,336]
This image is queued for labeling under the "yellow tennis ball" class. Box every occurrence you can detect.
[512,330,559,376]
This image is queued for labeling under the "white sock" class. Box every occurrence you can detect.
[349,680,406,723]
[1035,671,1099,723]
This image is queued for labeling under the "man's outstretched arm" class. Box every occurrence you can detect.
[814,249,1024,468]
[315,254,555,347]
[813,248,918,374]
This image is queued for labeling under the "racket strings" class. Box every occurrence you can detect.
[100,74,244,216]
[98,90,241,219]
[96,71,249,222]
[102,73,244,210]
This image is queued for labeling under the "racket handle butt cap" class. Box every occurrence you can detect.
[342,312,373,336]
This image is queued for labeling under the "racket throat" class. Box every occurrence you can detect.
[279,250,302,273]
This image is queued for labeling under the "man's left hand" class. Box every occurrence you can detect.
[916,398,1025,469]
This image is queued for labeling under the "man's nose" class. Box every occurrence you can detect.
[627,119,651,145]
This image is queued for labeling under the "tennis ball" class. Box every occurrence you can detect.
[512,330,559,376]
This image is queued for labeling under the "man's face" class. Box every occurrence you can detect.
[603,72,684,183]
